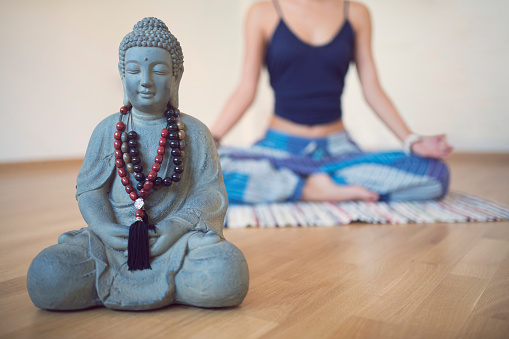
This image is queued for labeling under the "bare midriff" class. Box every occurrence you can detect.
[268,115,345,138]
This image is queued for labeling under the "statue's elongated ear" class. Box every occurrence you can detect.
[122,78,131,107]
[169,73,182,109]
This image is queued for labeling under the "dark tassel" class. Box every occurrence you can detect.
[127,213,155,271]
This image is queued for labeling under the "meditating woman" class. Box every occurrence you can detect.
[27,17,249,311]
[211,0,453,204]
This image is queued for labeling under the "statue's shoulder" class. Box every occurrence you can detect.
[90,113,120,137]
[179,113,210,134]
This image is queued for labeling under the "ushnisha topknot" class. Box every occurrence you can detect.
[118,17,184,79]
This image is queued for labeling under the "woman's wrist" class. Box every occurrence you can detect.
[403,133,423,155]
[212,135,221,148]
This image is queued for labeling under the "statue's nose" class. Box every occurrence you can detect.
[141,71,153,87]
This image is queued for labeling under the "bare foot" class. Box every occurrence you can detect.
[301,173,379,202]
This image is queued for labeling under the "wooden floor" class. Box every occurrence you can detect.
[0,154,508,338]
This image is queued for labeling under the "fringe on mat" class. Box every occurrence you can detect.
[225,192,509,228]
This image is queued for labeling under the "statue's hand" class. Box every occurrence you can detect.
[149,219,194,257]
[90,222,130,251]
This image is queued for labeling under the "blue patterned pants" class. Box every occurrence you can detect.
[218,129,450,204]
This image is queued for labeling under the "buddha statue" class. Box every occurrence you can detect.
[27,17,249,310]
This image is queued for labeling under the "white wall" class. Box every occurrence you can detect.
[0,0,508,163]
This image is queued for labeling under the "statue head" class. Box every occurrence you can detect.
[119,17,184,111]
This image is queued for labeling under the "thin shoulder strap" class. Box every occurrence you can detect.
[273,0,283,18]
[344,1,349,19]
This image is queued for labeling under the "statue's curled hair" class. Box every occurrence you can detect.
[118,17,183,79]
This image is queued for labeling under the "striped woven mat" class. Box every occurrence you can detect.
[225,192,509,228]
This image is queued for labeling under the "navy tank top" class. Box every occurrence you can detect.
[265,1,354,125]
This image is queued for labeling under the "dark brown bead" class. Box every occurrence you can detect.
[116,121,125,131]
[128,131,138,139]
[171,148,181,157]
[129,191,138,201]
[133,164,143,173]
[168,123,178,131]
[163,177,173,186]
[166,116,176,124]
[155,177,163,186]
[175,165,183,173]
[169,140,179,148]
[134,172,145,182]
[118,168,127,177]
[129,148,139,156]
[164,109,174,117]
[136,182,144,190]
[173,157,182,165]
[148,171,157,181]
[168,132,178,140]
[128,139,138,148]
[172,173,181,182]
[131,156,141,165]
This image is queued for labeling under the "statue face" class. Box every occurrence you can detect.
[124,47,173,114]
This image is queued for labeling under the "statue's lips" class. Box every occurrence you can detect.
[139,92,155,98]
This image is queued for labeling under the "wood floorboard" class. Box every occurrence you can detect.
[0,154,508,338]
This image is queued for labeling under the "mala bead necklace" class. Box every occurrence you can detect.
[114,104,186,271]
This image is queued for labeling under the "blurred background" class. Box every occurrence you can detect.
[0,0,508,163]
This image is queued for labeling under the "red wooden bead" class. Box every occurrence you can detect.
[139,189,148,198]
[154,155,163,164]
[114,150,123,159]
[143,180,153,190]
[115,159,124,168]
[129,191,138,201]
[135,209,144,219]
[157,146,165,155]
[148,171,157,181]
[161,128,169,138]
[118,167,127,177]
[125,185,134,194]
[114,130,122,140]
[159,137,167,146]
[120,106,129,115]
[114,140,122,150]
[152,163,161,172]
[116,121,125,131]
[121,176,130,186]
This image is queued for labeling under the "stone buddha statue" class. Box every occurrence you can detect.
[27,17,249,310]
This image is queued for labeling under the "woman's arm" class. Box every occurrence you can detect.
[209,2,273,142]
[350,2,452,158]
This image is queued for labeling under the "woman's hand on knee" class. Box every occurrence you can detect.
[412,134,453,159]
